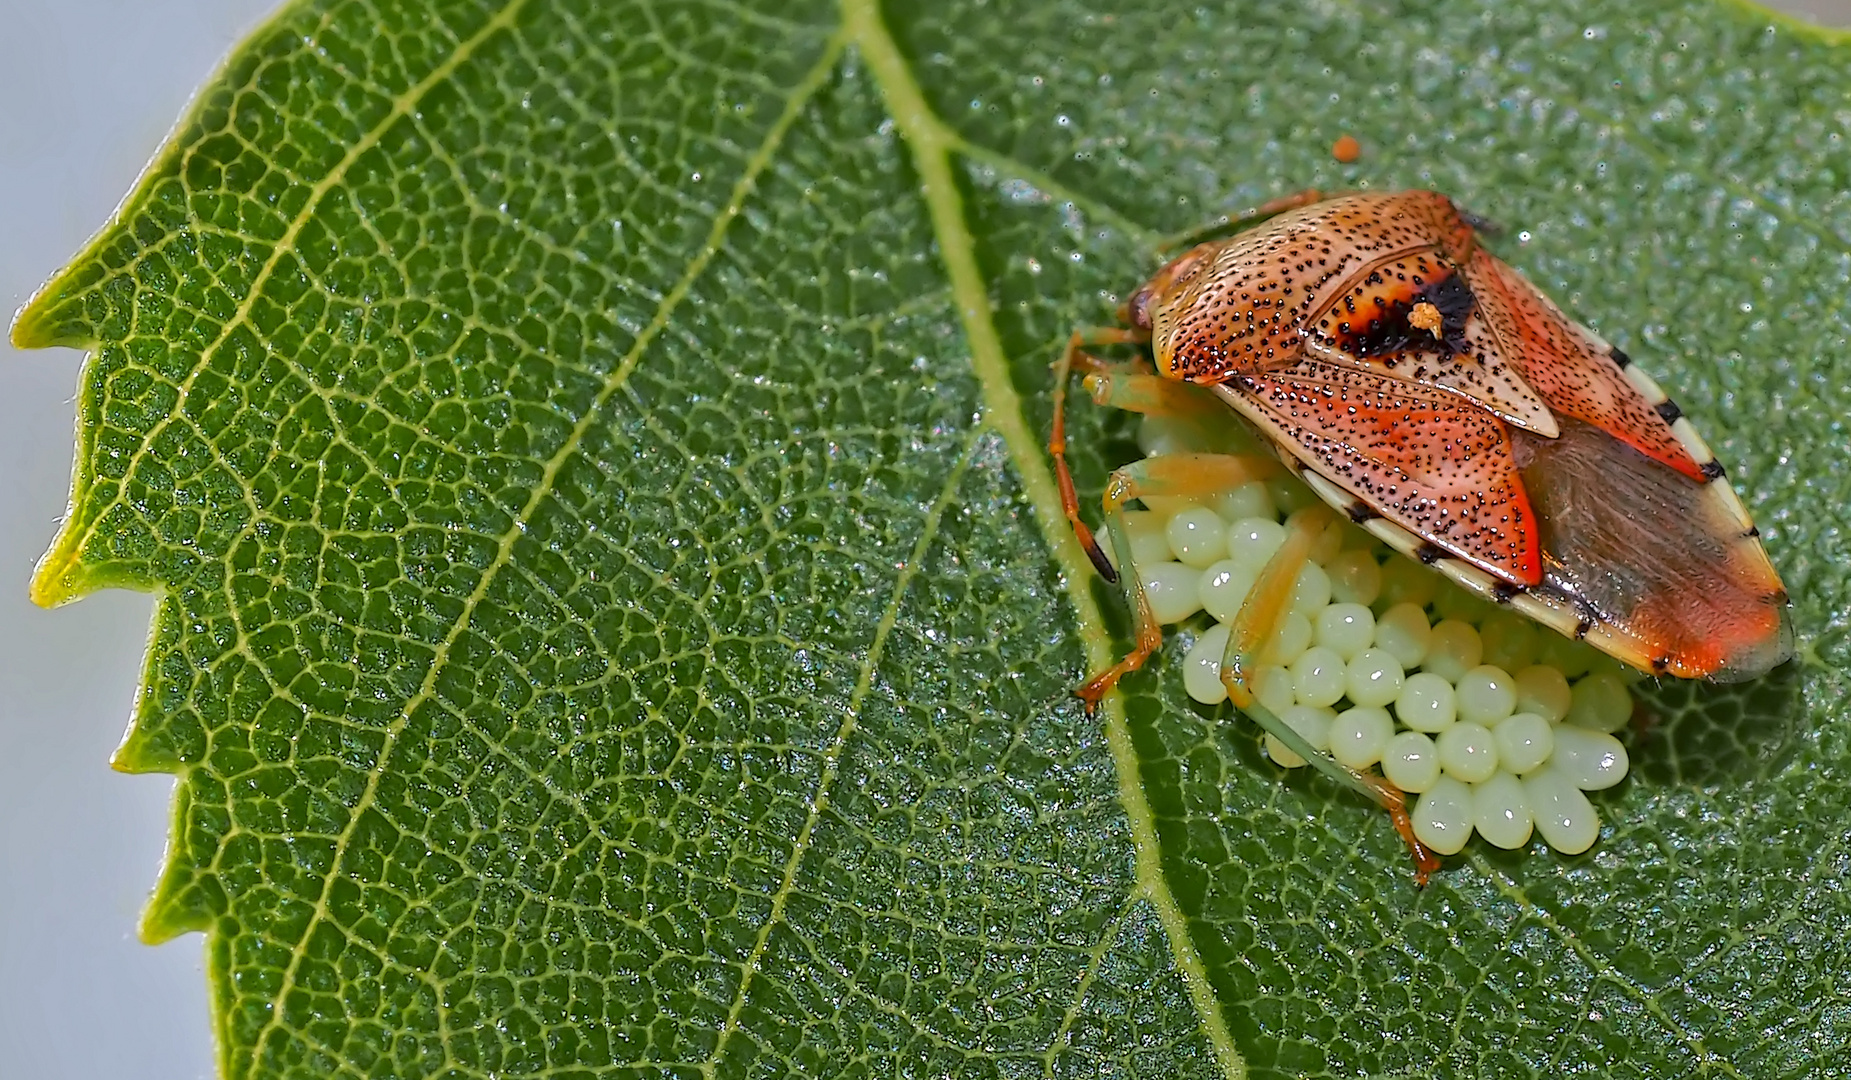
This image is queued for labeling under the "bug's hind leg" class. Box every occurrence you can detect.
[1074,453,1281,712]
[1218,505,1443,884]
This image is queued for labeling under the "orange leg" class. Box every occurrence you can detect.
[1073,453,1280,712]
[1050,326,1150,583]
[1218,506,1443,885]
[1158,189,1328,253]
[1082,370,1225,422]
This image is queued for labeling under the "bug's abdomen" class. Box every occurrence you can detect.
[1515,420,1792,680]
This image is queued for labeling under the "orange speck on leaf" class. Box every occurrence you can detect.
[1332,134,1362,163]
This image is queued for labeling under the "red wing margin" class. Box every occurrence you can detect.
[1218,361,1542,586]
[1512,419,1792,680]
[1464,250,1705,481]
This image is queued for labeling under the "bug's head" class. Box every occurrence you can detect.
[1134,244,1215,320]
[1130,243,1218,371]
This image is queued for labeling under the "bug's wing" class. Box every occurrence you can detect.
[1512,419,1792,681]
[1215,361,1542,586]
[1155,191,1479,384]
[1463,250,1706,481]
[1302,246,1561,437]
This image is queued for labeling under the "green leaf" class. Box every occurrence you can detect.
[13,0,1851,1075]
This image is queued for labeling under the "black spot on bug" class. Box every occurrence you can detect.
[1655,399,1683,424]
[1651,655,1672,674]
[1609,347,1632,369]
[1742,525,1761,539]
[1491,581,1523,604]
[1573,618,1593,640]
[1767,589,1790,606]
[1343,272,1477,359]
[1346,503,1380,523]
[1700,460,1726,480]
[1415,543,1444,565]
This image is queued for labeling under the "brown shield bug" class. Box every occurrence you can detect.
[1050,189,1793,878]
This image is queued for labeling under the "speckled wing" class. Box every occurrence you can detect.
[1216,360,1542,586]
[1463,249,1705,481]
[1151,191,1477,382]
[1301,245,1561,437]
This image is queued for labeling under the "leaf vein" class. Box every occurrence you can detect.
[843,1,1248,1077]
[701,423,984,1074]
[231,21,850,1074]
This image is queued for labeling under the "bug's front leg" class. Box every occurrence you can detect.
[1074,453,1280,711]
[1218,505,1444,885]
[1158,189,1327,252]
[1050,326,1149,582]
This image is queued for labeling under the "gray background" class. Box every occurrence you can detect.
[1,0,1846,1077]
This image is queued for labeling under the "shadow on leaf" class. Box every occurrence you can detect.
[1631,661,1807,787]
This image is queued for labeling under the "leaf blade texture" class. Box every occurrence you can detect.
[12,0,1851,1077]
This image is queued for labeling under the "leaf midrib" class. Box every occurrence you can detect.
[211,8,854,1076]
[842,2,1249,1077]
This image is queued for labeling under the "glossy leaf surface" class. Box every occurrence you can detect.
[13,0,1850,1075]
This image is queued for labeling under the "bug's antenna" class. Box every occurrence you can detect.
[1156,189,1328,254]
[1456,206,1506,236]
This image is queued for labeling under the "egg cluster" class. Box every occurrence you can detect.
[1098,417,1638,857]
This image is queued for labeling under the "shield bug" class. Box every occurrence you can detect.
[1049,189,1793,878]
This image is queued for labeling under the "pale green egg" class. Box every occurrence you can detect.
[1166,505,1230,568]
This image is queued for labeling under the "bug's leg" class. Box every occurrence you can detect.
[1159,189,1328,253]
[1051,327,1151,583]
[1219,504,1443,885]
[1081,370,1222,420]
[1074,453,1281,711]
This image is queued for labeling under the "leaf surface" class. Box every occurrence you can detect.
[13,0,1851,1076]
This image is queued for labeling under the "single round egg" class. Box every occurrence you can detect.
[1566,671,1632,733]
[1395,671,1458,733]
[1212,481,1275,524]
[1423,619,1484,683]
[1261,611,1313,667]
[1314,603,1376,660]
[1522,766,1601,854]
[1382,730,1441,793]
[1140,561,1204,625]
[1492,712,1554,775]
[1198,560,1257,622]
[1328,705,1395,770]
[1455,665,1518,725]
[1289,561,1332,618]
[1514,664,1572,724]
[1166,506,1229,568]
[1182,624,1232,705]
[1324,550,1382,606]
[1372,602,1432,669]
[1291,646,1348,708]
[1549,725,1630,791]
[1226,517,1287,573]
[1412,776,1475,855]
[1471,772,1534,850]
[1436,721,1499,784]
[1344,648,1404,708]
